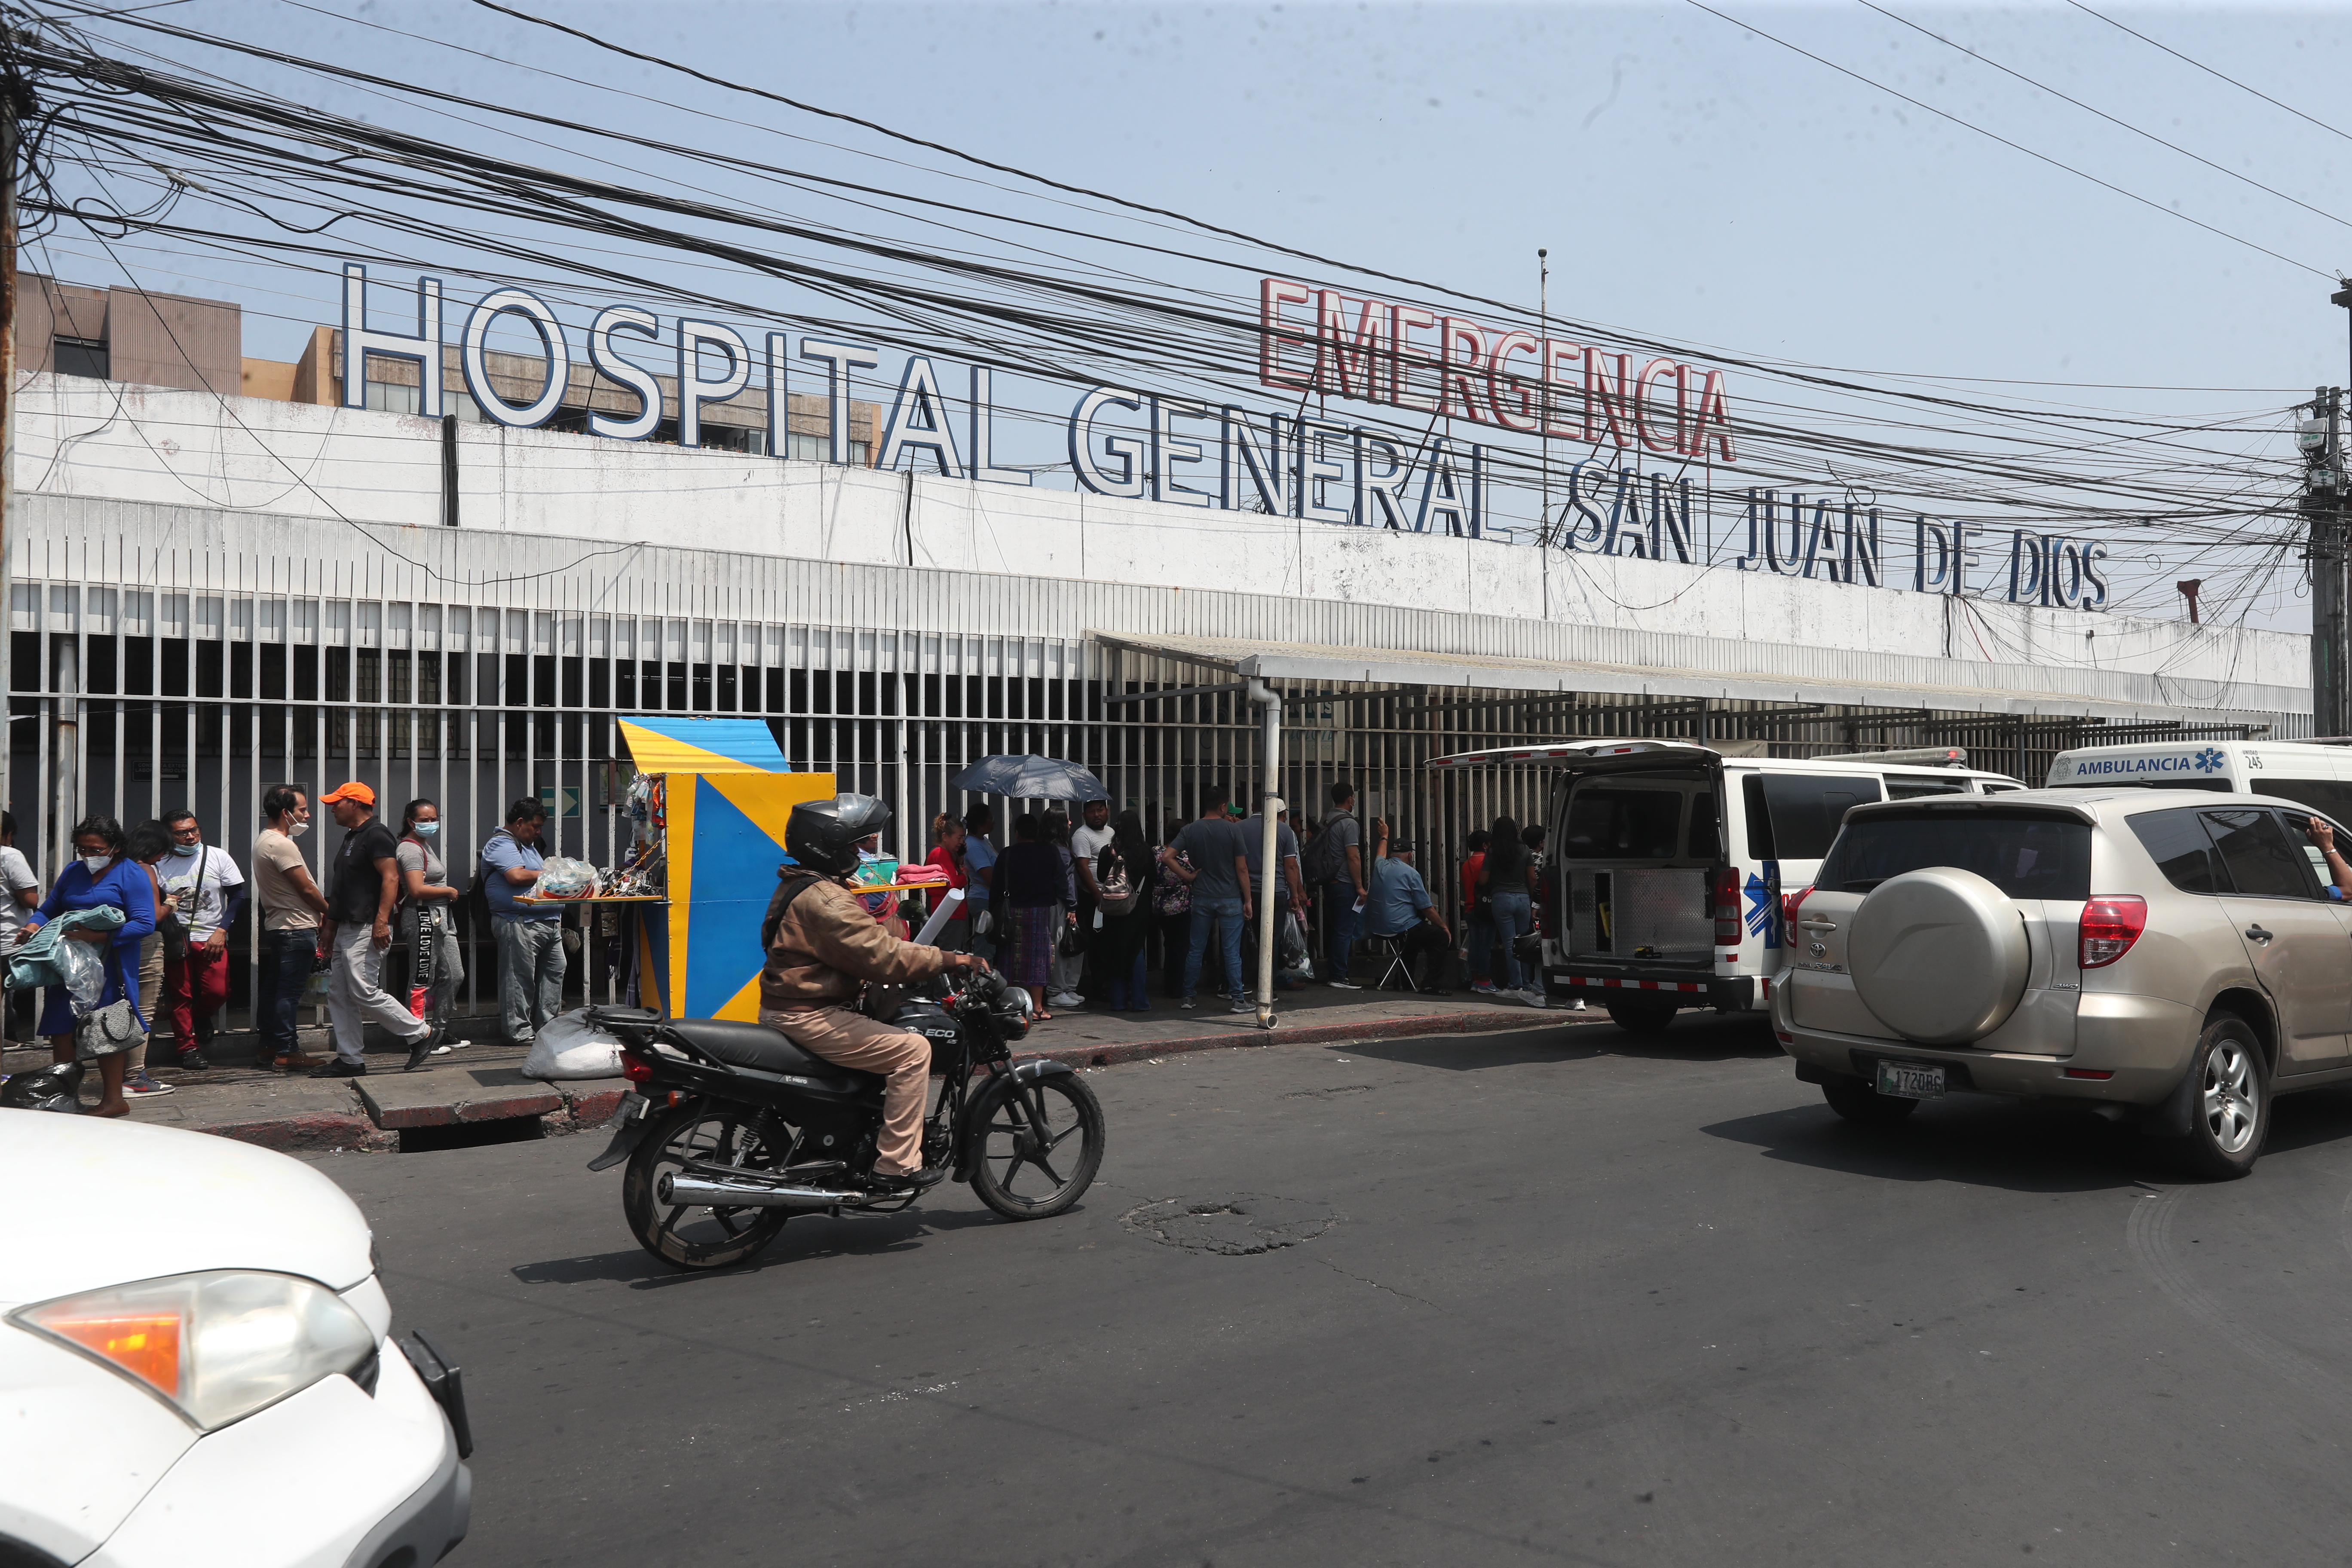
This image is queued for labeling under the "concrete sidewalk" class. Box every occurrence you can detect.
[0,983,1583,1151]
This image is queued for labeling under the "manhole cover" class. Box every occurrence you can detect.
[1122,1194,1338,1255]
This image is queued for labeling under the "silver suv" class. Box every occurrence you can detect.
[1773,788,2352,1177]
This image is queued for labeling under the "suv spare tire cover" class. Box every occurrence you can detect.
[1847,867,2030,1045]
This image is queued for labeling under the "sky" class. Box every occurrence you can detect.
[36,0,2352,630]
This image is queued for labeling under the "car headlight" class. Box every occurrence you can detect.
[9,1270,378,1431]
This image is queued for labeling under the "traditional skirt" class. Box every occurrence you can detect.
[1007,903,1057,989]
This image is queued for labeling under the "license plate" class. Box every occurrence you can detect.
[1876,1061,1945,1100]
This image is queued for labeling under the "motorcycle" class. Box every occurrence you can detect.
[582,971,1106,1271]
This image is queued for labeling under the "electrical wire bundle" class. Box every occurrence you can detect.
[0,0,2324,630]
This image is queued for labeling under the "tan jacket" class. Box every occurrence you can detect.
[759,872,952,1011]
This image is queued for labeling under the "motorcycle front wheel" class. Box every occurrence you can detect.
[971,1073,1106,1221]
[622,1103,792,1270]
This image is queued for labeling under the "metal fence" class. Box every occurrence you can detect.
[6,571,2271,1035]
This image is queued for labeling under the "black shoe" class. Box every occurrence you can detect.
[309,1059,368,1078]
[402,1027,444,1072]
[176,1049,211,1072]
[869,1166,947,1195]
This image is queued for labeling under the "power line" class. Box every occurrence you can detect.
[2065,0,2352,148]
[1861,1,2352,234]
[1684,0,2338,280]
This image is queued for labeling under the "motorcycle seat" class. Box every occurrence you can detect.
[664,1017,884,1092]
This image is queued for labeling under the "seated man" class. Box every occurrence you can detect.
[760,793,989,1192]
[1365,819,1452,995]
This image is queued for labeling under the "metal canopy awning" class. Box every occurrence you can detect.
[1088,630,2247,726]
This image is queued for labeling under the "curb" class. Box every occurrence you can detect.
[135,1011,1574,1152]
[1015,1004,1576,1071]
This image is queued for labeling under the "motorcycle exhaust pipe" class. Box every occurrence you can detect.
[657,1171,885,1210]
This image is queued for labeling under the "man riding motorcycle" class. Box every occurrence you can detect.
[760,793,989,1193]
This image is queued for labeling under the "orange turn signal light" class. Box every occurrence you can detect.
[26,1309,183,1397]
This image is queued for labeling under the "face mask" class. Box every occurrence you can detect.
[171,842,200,857]
[288,821,311,838]
[81,854,113,876]
[413,822,440,839]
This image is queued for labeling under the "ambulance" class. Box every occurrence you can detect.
[1427,741,2024,1033]
[2045,738,2352,821]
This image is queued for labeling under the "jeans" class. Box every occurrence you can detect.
[495,916,568,1043]
[1184,895,1246,1000]
[1488,891,1533,990]
[329,925,431,1066]
[1464,909,1493,983]
[1323,883,1361,984]
[256,926,316,1062]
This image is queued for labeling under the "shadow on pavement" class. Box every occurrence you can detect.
[2254,1083,2352,1159]
[1700,1093,2175,1194]
[509,1201,1031,1289]
[1341,1010,1783,1072]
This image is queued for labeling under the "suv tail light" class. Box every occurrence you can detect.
[1781,884,1813,931]
[1712,866,1742,945]
[2079,896,2147,969]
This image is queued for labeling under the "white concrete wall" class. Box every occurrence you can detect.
[16,374,2305,701]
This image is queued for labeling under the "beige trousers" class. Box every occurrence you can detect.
[759,1004,932,1175]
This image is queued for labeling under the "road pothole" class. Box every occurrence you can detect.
[1122,1194,1338,1255]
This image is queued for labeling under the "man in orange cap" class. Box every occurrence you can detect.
[314,781,436,1076]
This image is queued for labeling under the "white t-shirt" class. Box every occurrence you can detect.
[1071,823,1115,888]
[0,846,36,942]
[159,844,246,940]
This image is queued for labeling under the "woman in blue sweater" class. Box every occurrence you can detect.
[20,816,156,1118]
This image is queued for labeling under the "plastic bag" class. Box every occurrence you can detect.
[56,939,104,1017]
[534,857,597,899]
[521,1008,626,1081]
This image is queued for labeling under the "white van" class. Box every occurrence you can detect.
[2046,739,2352,820]
[1428,741,2023,1032]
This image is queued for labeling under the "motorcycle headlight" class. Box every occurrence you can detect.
[11,1270,377,1431]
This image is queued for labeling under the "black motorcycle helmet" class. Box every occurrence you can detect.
[785,792,892,877]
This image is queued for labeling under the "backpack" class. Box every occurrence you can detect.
[1153,851,1193,917]
[1301,810,1353,886]
[760,868,825,955]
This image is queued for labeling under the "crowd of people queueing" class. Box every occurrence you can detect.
[906,779,1561,1024]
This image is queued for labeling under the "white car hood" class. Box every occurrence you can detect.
[0,1111,374,1305]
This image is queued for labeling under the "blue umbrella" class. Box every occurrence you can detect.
[950,754,1109,802]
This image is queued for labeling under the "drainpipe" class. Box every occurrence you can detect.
[1249,677,1281,1030]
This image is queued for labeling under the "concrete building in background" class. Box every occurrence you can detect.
[5,270,2310,1035]
[17,275,880,461]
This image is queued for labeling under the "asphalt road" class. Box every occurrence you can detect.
[322,1013,2352,1567]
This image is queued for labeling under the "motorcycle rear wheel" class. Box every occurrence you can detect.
[622,1103,792,1270]
[971,1074,1106,1221]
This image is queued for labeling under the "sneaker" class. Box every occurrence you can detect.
[1229,997,1254,1013]
[124,1070,176,1098]
[175,1049,211,1072]
[1568,998,1589,1013]
[1049,990,1084,1009]
[403,1027,444,1073]
[1180,996,1197,1010]
[1516,989,1550,1009]
[308,1058,368,1079]
[1470,981,1500,996]
[1327,979,1361,991]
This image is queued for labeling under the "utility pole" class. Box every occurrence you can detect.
[1,42,15,835]
[1537,248,1550,546]
[2302,384,2347,737]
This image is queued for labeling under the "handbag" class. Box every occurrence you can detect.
[1057,921,1085,959]
[1094,850,1141,918]
[159,846,206,958]
[74,997,149,1061]
[1153,851,1193,918]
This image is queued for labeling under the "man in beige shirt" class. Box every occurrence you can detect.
[251,784,330,1070]
[760,794,988,1191]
